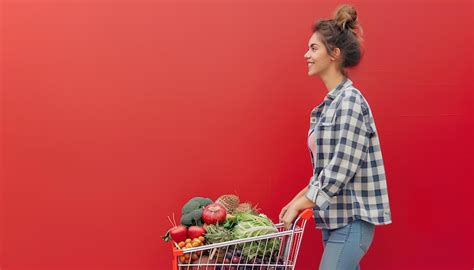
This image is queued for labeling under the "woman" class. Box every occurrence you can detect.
[279,4,392,270]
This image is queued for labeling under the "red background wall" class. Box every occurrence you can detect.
[1,0,472,269]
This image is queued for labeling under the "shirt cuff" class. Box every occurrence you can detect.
[305,183,330,211]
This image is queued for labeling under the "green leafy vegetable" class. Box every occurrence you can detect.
[232,213,280,259]
[204,224,233,244]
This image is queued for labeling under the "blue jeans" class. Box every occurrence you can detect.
[319,219,375,270]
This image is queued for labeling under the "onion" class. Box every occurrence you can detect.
[202,203,227,225]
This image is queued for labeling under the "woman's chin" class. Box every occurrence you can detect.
[307,70,318,77]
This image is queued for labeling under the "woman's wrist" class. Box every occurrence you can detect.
[291,194,316,211]
[288,186,309,207]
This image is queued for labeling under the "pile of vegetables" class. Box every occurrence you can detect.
[163,194,282,265]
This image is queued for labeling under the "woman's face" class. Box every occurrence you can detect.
[304,32,334,77]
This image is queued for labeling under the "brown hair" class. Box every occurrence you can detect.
[312,4,364,77]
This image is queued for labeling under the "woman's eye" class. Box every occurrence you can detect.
[312,48,317,51]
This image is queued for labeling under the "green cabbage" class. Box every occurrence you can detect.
[232,213,280,259]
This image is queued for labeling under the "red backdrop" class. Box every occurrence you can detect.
[1,0,472,269]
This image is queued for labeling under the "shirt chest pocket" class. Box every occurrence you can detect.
[316,106,337,130]
[316,100,376,138]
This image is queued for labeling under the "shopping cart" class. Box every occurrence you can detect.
[171,208,313,270]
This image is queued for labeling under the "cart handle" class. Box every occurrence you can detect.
[297,208,313,220]
[290,208,313,231]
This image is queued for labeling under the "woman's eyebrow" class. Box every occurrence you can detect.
[309,43,319,48]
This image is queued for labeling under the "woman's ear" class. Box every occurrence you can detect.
[330,48,341,61]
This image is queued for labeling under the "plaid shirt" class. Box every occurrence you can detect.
[305,78,392,229]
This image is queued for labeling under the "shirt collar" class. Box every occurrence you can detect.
[326,78,353,100]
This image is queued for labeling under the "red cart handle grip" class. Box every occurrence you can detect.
[298,208,313,220]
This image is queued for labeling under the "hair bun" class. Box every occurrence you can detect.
[334,4,358,31]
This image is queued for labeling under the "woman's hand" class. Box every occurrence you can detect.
[281,206,300,230]
[279,203,291,223]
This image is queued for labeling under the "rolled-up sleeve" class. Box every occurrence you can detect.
[305,94,371,211]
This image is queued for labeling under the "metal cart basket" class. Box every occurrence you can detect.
[171,208,313,270]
